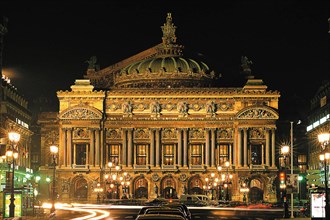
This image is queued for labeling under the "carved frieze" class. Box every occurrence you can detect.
[217,128,233,139]
[61,108,102,120]
[189,128,205,139]
[73,128,90,139]
[249,127,264,139]
[134,128,150,139]
[237,107,278,119]
[106,128,122,139]
[162,128,177,139]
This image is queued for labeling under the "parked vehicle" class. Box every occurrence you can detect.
[135,214,186,220]
[164,203,192,220]
[144,198,169,206]
[136,206,188,220]
[179,194,211,206]
[144,207,186,218]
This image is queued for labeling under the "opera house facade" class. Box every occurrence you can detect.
[38,13,281,203]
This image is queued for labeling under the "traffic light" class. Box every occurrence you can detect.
[279,171,286,189]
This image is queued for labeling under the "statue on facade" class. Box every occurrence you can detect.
[154,184,159,198]
[241,56,253,75]
[86,56,98,70]
[123,101,133,114]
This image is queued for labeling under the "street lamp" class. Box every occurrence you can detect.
[240,183,249,203]
[318,132,330,219]
[94,182,104,203]
[222,161,232,201]
[50,145,58,214]
[120,172,130,199]
[204,172,218,200]
[6,131,20,218]
[281,144,290,218]
[217,165,222,200]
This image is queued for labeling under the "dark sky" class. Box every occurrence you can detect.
[1,0,329,118]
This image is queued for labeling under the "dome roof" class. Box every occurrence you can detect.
[113,13,219,88]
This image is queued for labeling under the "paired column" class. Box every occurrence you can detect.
[155,129,160,167]
[237,128,242,167]
[177,129,182,167]
[205,129,210,167]
[183,129,188,167]
[122,129,127,167]
[211,129,216,167]
[127,129,133,167]
[265,129,270,167]
[271,129,276,167]
[243,128,248,167]
[150,129,155,167]
[89,129,95,166]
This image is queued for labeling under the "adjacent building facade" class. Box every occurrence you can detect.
[0,18,34,214]
[38,13,281,203]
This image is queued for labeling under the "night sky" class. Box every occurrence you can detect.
[1,0,329,120]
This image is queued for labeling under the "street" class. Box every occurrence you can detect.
[43,203,284,220]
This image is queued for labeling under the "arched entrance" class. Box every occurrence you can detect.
[74,178,88,201]
[134,178,148,199]
[249,179,264,203]
[188,176,203,195]
[161,176,177,199]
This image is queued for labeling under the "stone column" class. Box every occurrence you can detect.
[205,129,210,167]
[99,127,103,168]
[122,129,127,167]
[211,129,216,167]
[177,129,182,167]
[67,129,72,166]
[62,128,66,167]
[128,129,133,167]
[90,129,95,166]
[243,128,248,167]
[265,129,270,167]
[155,129,160,167]
[95,129,100,166]
[271,129,276,167]
[150,129,155,167]
[233,127,237,167]
[237,128,242,167]
[183,129,188,167]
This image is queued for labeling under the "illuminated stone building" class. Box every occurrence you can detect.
[38,13,280,203]
[0,18,34,213]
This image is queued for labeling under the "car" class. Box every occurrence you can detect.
[137,206,158,216]
[179,194,208,207]
[144,207,187,219]
[164,203,192,220]
[135,214,186,220]
[218,200,230,207]
[144,198,169,206]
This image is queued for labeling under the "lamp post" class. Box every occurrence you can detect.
[281,144,290,218]
[120,172,130,199]
[6,131,20,218]
[94,183,103,203]
[217,165,222,200]
[240,183,249,203]
[223,161,232,201]
[318,132,330,219]
[115,165,120,199]
[50,145,58,214]
[204,172,218,200]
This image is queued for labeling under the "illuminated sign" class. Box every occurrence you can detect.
[311,193,325,218]
[3,192,22,218]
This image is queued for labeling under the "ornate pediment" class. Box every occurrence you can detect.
[60,107,102,120]
[236,106,278,120]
